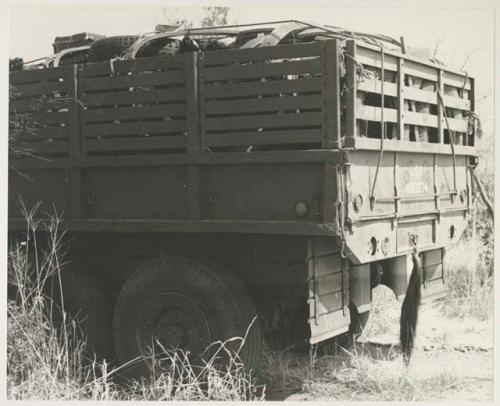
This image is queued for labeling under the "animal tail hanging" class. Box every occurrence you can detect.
[400,249,422,365]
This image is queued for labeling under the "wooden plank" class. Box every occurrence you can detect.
[322,40,340,148]
[204,58,322,82]
[82,71,185,92]
[198,52,207,151]
[11,81,71,98]
[14,140,68,154]
[206,111,322,131]
[82,55,184,77]
[205,94,322,115]
[9,66,73,84]
[203,41,323,66]
[84,120,186,137]
[443,71,471,90]
[206,129,323,147]
[9,110,71,125]
[358,41,473,80]
[83,103,186,122]
[81,87,186,107]
[405,60,438,82]
[184,52,200,152]
[345,40,357,140]
[204,77,322,99]
[437,69,444,143]
[357,79,470,110]
[15,126,71,140]
[86,135,187,152]
[397,58,405,140]
[68,64,82,218]
[356,46,399,71]
[357,106,468,132]
[351,136,476,155]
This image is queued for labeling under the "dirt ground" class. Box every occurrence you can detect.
[265,301,493,401]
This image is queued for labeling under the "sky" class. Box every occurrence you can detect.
[7,3,495,137]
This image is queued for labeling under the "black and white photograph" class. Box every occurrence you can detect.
[4,0,496,402]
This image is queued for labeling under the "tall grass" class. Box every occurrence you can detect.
[7,210,265,401]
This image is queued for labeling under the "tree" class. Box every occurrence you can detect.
[201,7,231,28]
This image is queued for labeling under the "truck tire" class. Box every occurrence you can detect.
[112,257,262,378]
[87,36,139,62]
[48,267,114,362]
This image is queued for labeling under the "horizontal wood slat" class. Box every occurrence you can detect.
[11,81,72,98]
[206,94,322,115]
[206,111,322,132]
[204,77,322,99]
[83,103,186,122]
[84,120,186,137]
[82,71,185,92]
[81,87,185,107]
[9,66,73,84]
[204,58,322,82]
[357,80,471,110]
[357,106,469,132]
[86,136,187,152]
[13,140,68,154]
[206,129,323,147]
[14,126,71,140]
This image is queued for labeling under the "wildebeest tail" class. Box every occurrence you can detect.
[400,251,422,365]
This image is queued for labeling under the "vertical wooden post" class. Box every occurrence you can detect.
[322,40,341,149]
[397,58,405,140]
[68,64,82,219]
[185,52,201,220]
[344,40,357,148]
[437,69,444,144]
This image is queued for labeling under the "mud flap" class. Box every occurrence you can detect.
[307,238,350,344]
[420,248,448,303]
[384,248,447,303]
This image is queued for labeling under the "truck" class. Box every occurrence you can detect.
[8,21,477,376]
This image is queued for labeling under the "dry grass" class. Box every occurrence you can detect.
[7,210,264,401]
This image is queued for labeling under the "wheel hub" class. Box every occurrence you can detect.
[136,292,211,358]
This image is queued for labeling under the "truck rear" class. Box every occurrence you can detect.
[9,26,476,372]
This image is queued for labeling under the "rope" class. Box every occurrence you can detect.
[435,86,457,197]
[369,46,386,209]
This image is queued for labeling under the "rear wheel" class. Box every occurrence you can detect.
[112,257,262,378]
